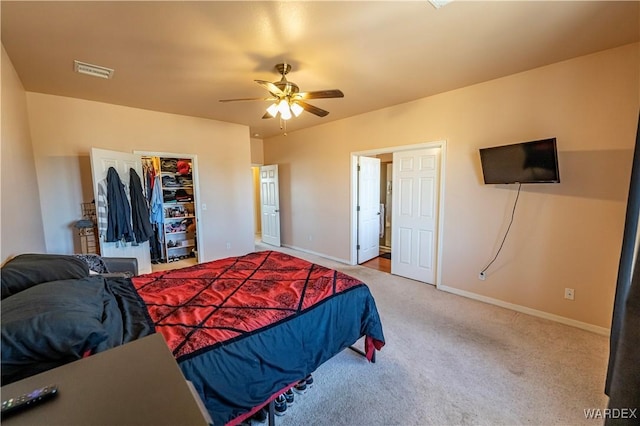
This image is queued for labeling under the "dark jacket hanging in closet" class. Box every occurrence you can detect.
[129,168,154,244]
[106,167,134,243]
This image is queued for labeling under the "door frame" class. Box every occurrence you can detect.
[134,150,204,262]
[259,164,282,247]
[349,140,447,288]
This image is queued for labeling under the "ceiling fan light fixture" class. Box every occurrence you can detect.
[222,63,342,121]
[290,102,304,117]
[280,106,292,121]
[266,103,279,117]
[266,99,298,120]
[277,99,289,114]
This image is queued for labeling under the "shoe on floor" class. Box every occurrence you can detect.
[284,389,295,405]
[293,379,307,394]
[304,373,314,388]
[274,395,287,416]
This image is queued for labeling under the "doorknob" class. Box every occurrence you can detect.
[275,209,280,212]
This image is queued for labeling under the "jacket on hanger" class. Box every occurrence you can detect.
[106,167,134,243]
[129,168,154,244]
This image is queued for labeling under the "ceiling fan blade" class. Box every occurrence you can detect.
[255,80,285,97]
[296,89,344,99]
[218,97,275,103]
[262,112,275,119]
[295,100,330,117]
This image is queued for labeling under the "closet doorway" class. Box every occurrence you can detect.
[137,151,202,271]
[89,148,203,274]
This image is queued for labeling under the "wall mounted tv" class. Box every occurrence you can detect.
[479,138,560,184]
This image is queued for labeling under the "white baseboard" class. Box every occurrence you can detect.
[281,244,351,265]
[438,284,611,336]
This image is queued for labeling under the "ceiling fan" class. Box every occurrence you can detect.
[219,63,344,121]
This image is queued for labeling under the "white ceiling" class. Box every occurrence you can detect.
[2,1,638,139]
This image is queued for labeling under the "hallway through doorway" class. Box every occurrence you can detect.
[361,252,391,273]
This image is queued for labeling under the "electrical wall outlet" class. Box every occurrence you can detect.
[478,272,486,281]
[564,288,575,300]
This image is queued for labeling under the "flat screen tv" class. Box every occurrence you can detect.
[479,138,560,184]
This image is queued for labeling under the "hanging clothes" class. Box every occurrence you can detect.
[106,167,134,243]
[96,179,109,239]
[149,175,163,226]
[142,158,156,204]
[149,226,163,263]
[149,174,165,260]
[129,168,154,244]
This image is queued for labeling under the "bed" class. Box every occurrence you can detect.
[1,250,385,425]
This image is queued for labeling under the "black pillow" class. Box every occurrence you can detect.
[1,276,109,384]
[1,254,89,299]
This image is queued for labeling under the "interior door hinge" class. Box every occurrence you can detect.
[357,206,360,212]
[357,244,360,250]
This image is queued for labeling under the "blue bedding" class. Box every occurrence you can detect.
[134,251,385,425]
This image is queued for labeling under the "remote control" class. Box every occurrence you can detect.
[1,385,58,417]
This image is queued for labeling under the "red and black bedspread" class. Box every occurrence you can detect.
[132,250,385,425]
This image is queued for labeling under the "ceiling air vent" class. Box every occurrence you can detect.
[73,60,114,79]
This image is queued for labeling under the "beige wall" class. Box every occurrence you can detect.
[251,138,264,234]
[250,137,264,165]
[1,45,46,262]
[25,93,255,262]
[250,139,265,236]
[263,43,640,329]
[252,167,261,235]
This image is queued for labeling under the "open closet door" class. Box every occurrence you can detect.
[90,148,152,274]
[358,156,381,264]
[260,165,281,247]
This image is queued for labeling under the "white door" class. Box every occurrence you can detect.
[90,148,152,274]
[358,156,381,264]
[260,164,281,247]
[391,147,441,283]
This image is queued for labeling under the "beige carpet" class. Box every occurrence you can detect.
[254,243,610,426]
[150,257,196,272]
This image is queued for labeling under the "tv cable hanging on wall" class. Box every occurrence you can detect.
[479,182,522,280]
